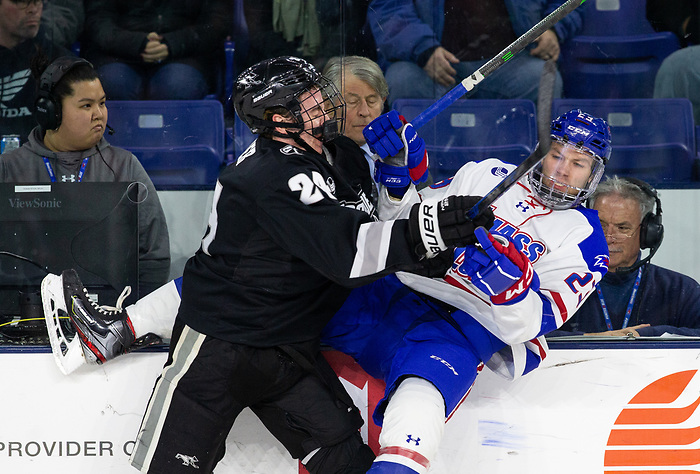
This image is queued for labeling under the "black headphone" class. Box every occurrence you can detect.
[34,56,93,131]
[616,177,664,273]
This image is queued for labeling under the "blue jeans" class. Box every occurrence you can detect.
[98,62,209,100]
[384,54,563,106]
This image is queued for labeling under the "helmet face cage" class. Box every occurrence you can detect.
[528,109,611,210]
[529,140,607,210]
[234,56,345,142]
[285,75,345,142]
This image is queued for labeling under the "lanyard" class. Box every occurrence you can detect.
[43,156,89,183]
[596,267,643,331]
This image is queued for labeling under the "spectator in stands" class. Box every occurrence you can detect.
[317,1,376,64]
[323,54,433,198]
[81,0,230,100]
[0,0,71,144]
[243,0,321,69]
[243,1,374,72]
[0,55,170,296]
[366,0,582,105]
[648,0,700,123]
[39,0,84,49]
[556,176,700,337]
[323,55,388,181]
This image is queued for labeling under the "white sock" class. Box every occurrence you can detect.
[127,280,181,340]
[375,377,446,474]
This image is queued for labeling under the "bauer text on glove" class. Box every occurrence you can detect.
[407,196,495,259]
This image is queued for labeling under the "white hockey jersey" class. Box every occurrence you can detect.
[379,159,609,379]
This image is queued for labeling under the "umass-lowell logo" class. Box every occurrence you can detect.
[8,197,62,208]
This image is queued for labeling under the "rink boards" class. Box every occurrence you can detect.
[1,342,700,473]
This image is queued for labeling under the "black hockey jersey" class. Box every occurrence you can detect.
[177,136,422,347]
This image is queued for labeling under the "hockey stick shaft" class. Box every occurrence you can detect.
[410,0,585,130]
[466,59,558,220]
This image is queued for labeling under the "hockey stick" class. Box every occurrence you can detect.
[410,0,585,130]
[465,58,558,220]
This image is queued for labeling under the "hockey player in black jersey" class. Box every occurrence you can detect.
[100,56,489,474]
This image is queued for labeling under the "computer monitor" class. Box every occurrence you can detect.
[0,182,140,336]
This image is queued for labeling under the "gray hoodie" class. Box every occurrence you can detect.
[0,127,171,296]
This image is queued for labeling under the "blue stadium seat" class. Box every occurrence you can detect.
[552,98,697,185]
[578,0,657,36]
[392,99,538,181]
[559,0,680,98]
[106,100,225,189]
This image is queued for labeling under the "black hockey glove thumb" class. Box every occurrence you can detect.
[408,195,495,259]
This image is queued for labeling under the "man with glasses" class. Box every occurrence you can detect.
[0,0,71,144]
[556,176,700,337]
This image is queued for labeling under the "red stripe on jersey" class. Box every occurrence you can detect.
[444,275,491,305]
[529,337,547,360]
[549,290,569,322]
[378,446,431,469]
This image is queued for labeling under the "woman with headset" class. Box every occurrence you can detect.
[0,55,171,297]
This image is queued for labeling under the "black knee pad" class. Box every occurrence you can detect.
[304,431,375,474]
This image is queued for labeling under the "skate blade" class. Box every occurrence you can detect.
[41,273,88,375]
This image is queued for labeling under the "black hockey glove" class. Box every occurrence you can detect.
[408,195,495,259]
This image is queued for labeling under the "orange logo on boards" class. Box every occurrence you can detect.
[604,369,700,472]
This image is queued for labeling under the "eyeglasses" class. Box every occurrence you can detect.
[600,221,641,241]
[11,0,45,9]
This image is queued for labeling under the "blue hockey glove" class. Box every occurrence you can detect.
[363,110,429,197]
[459,227,540,305]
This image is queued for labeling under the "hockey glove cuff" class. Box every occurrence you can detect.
[459,227,540,305]
[364,111,429,197]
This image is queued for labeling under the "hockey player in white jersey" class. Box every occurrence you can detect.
[320,107,611,473]
[42,107,610,472]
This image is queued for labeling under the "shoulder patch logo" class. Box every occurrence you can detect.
[491,166,509,179]
[594,254,609,270]
[280,144,303,156]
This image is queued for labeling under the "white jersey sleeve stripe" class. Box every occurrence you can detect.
[350,221,394,278]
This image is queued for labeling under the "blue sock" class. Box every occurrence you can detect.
[367,461,420,474]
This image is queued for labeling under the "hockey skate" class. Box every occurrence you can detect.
[42,269,138,374]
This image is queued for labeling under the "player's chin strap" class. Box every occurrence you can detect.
[258,118,341,154]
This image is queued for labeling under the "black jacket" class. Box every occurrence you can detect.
[0,38,70,143]
[82,0,230,80]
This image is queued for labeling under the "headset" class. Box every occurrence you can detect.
[617,176,664,273]
[34,56,94,131]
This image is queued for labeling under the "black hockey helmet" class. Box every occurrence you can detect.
[234,56,345,142]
